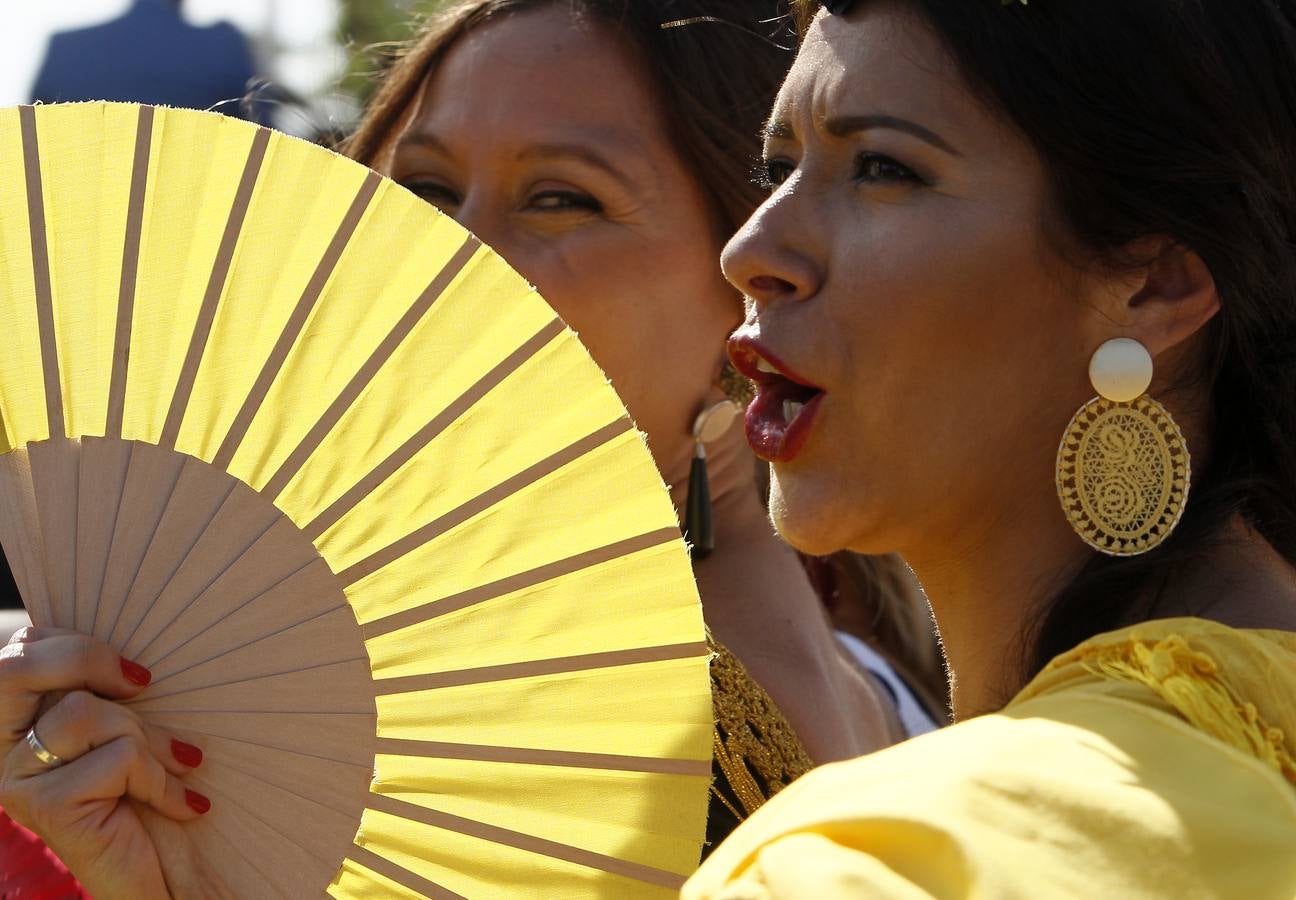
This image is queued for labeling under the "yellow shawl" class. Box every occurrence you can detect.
[685,618,1296,898]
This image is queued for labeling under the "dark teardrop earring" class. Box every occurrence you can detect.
[684,400,739,560]
[685,439,714,560]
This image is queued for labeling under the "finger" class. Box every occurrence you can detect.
[145,723,204,775]
[19,735,208,829]
[8,692,200,779]
[70,735,207,821]
[6,625,82,645]
[0,633,151,705]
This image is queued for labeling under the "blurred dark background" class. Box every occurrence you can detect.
[2,0,436,142]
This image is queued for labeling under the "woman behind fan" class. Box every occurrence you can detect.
[0,2,934,894]
[684,0,1296,895]
[344,1,934,841]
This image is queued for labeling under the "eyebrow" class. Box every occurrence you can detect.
[764,114,963,157]
[397,132,639,190]
[516,142,638,190]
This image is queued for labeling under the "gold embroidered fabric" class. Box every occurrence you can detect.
[709,637,814,823]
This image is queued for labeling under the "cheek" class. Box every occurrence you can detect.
[516,233,678,355]
[796,199,1071,545]
[839,201,1063,402]
[509,230,735,433]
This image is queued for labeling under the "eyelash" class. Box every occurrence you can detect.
[854,153,921,185]
[754,152,922,191]
[400,182,603,214]
[529,190,603,213]
[403,181,459,206]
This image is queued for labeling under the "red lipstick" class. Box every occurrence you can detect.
[728,336,825,463]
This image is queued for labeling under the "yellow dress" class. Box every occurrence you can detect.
[685,618,1296,898]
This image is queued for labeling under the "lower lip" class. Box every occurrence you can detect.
[744,390,825,463]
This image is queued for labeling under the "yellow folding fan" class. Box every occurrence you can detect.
[0,102,712,898]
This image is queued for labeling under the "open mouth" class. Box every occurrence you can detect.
[728,337,826,463]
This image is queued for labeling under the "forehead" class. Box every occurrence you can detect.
[410,6,667,144]
[773,5,974,136]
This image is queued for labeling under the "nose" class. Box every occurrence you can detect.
[450,197,494,246]
[720,190,822,308]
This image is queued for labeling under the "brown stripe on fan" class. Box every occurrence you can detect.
[345,846,468,900]
[18,108,80,628]
[375,738,711,777]
[17,106,63,439]
[260,234,482,502]
[210,170,384,471]
[301,317,566,541]
[158,127,272,450]
[106,105,156,439]
[374,641,709,694]
[363,527,680,637]
[366,793,689,890]
[338,417,633,585]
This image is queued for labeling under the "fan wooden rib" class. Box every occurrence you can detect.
[0,101,711,898]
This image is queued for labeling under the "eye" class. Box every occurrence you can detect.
[401,179,460,209]
[755,158,795,192]
[527,190,603,213]
[854,152,921,185]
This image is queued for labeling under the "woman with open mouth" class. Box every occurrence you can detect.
[688,0,1296,896]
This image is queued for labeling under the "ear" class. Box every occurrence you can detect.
[1120,240,1221,359]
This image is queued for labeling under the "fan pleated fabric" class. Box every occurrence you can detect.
[0,102,711,898]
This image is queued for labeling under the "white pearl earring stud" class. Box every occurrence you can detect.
[1089,337,1153,403]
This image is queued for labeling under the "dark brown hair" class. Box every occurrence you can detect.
[345,0,795,235]
[793,0,1296,684]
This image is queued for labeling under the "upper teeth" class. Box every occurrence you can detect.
[757,359,779,374]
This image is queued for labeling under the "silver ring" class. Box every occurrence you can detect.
[25,726,64,769]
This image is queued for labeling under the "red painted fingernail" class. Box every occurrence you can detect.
[185,789,211,815]
[120,658,151,687]
[171,739,203,768]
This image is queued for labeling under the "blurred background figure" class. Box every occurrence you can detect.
[3,0,379,139]
[30,0,263,119]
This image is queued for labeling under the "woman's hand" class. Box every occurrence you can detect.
[0,627,209,900]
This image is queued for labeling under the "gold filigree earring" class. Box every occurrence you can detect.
[1056,338,1190,556]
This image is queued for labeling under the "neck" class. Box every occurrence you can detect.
[908,487,1296,720]
[904,482,1090,721]
[667,421,810,634]
[668,423,899,759]
[1164,517,1296,631]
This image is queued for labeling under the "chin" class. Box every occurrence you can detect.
[767,471,857,557]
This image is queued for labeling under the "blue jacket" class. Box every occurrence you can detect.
[30,0,259,119]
